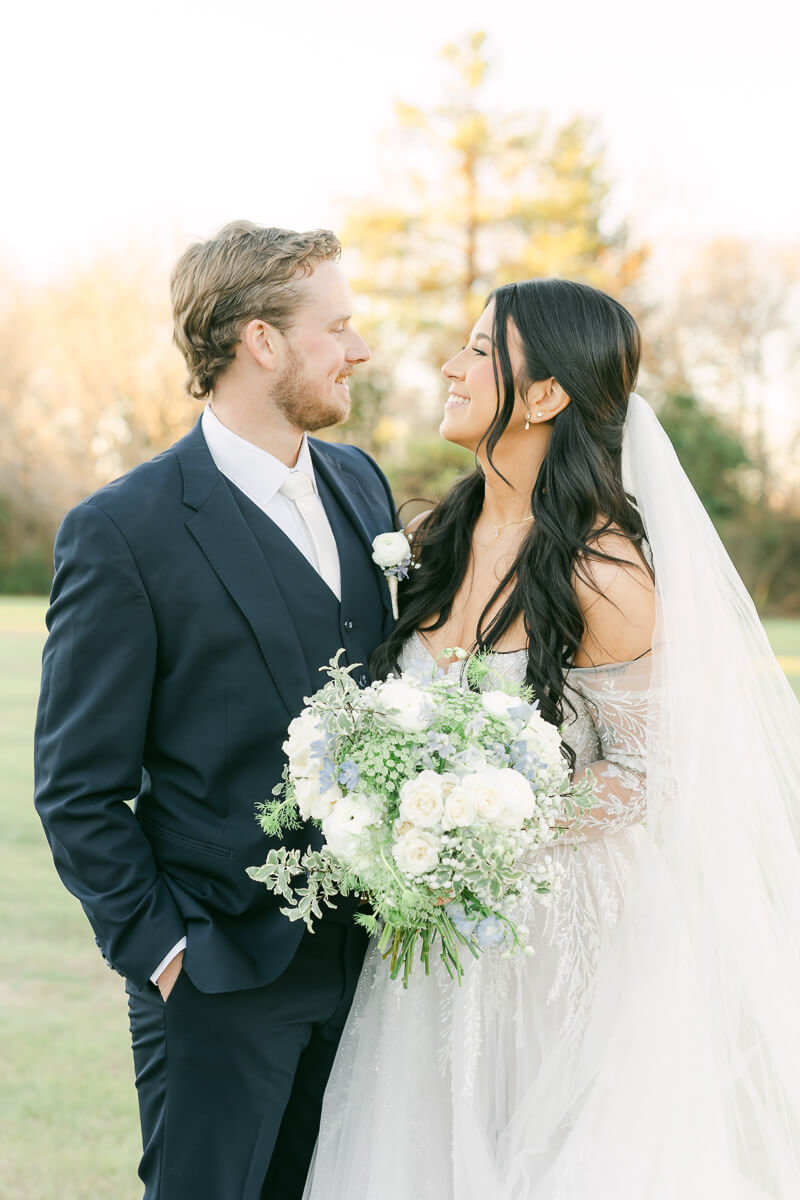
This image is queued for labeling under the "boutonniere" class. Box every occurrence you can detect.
[371,531,415,619]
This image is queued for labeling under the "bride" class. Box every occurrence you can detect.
[303,279,800,1198]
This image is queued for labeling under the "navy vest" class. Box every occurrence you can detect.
[226,475,386,692]
[227,477,387,926]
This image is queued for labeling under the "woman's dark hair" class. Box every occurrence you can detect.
[371,278,650,764]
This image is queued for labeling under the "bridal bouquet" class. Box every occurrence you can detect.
[248,651,593,985]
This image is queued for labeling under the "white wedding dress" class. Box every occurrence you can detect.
[304,637,733,1200]
[304,395,800,1199]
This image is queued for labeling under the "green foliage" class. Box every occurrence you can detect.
[0,495,55,595]
[379,435,475,523]
[0,551,54,595]
[281,849,355,928]
[333,369,396,458]
[463,648,535,702]
[345,722,420,799]
[377,910,479,986]
[341,31,647,373]
[725,505,800,615]
[656,393,752,524]
[246,846,304,901]
[657,393,800,614]
[256,773,302,836]
[354,910,380,937]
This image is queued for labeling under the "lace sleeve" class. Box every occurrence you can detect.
[565,656,651,840]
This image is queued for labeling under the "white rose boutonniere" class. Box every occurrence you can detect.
[371,530,415,619]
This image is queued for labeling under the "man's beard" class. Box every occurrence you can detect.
[273,348,351,433]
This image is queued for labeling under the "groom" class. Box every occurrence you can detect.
[34,222,396,1199]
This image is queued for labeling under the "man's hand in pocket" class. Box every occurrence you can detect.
[156,950,184,1002]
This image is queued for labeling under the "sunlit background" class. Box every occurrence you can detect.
[5,0,800,272]
[2,0,799,609]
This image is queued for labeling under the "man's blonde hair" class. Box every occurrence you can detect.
[170,221,341,399]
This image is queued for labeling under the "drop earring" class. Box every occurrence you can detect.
[524,412,531,431]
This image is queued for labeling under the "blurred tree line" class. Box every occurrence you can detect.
[1,32,798,612]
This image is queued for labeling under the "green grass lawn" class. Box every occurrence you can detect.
[2,596,799,1198]
[759,618,800,692]
[0,598,141,1200]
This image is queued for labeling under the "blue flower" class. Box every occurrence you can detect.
[446,902,478,938]
[388,563,410,581]
[487,740,511,764]
[319,756,338,791]
[427,731,455,759]
[338,760,360,791]
[475,915,506,948]
[311,733,333,758]
[510,740,543,778]
[465,714,487,737]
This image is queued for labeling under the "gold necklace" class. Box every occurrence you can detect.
[488,514,535,539]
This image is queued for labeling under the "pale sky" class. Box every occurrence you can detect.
[2,0,799,283]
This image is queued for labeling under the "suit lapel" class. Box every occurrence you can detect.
[309,441,394,621]
[176,422,312,718]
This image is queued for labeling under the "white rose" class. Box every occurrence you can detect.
[443,784,478,829]
[518,710,563,765]
[463,766,535,829]
[321,793,379,863]
[481,689,525,722]
[371,531,411,569]
[373,678,433,733]
[392,829,441,876]
[398,770,444,829]
[282,711,326,777]
[462,769,505,824]
[495,767,536,828]
[294,774,343,821]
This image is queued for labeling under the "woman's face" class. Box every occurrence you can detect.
[440,302,528,452]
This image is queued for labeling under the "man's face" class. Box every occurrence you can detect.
[274,260,370,432]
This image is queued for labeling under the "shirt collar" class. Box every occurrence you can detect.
[201,403,318,508]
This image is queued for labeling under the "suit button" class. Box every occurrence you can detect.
[344,619,354,632]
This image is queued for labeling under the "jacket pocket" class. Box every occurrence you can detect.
[138,815,233,858]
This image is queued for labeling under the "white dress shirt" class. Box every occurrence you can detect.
[201,403,340,590]
[150,404,342,986]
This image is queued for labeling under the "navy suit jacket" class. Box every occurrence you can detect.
[34,421,396,993]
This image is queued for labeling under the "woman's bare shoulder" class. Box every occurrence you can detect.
[573,531,655,667]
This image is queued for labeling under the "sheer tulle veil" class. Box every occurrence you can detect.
[624,393,800,1192]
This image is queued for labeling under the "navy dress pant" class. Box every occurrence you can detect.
[127,921,367,1200]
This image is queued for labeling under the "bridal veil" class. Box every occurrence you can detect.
[623,392,800,1194]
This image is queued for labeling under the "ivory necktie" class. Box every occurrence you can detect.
[279,471,341,599]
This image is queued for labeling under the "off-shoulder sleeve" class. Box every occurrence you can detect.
[565,655,651,840]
